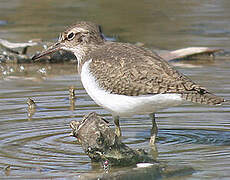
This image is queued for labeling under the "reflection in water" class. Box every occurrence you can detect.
[69,86,76,111]
[69,98,76,112]
[160,129,230,146]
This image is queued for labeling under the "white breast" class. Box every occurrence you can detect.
[81,60,184,117]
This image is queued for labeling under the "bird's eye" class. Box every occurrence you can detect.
[67,32,75,41]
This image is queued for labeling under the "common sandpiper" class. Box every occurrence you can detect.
[32,21,225,145]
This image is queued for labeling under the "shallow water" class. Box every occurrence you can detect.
[0,0,230,179]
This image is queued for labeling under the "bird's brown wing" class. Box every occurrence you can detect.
[88,42,224,105]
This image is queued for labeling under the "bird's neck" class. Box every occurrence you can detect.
[74,43,103,74]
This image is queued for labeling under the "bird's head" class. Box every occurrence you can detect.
[32,21,105,60]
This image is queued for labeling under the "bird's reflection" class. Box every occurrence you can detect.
[69,86,76,111]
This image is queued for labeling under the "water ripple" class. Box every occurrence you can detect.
[160,129,230,146]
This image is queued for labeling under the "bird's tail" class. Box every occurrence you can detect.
[181,91,225,105]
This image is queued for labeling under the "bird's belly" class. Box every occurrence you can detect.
[81,60,184,117]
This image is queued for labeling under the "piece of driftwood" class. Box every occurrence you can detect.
[0,38,223,63]
[70,112,195,179]
[0,38,76,63]
[0,38,38,63]
[159,47,222,61]
[0,38,38,54]
[70,112,153,167]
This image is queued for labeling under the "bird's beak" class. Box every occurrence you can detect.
[32,42,62,61]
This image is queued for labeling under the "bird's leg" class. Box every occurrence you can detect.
[113,116,122,137]
[149,113,158,145]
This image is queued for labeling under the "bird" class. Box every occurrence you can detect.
[32,21,225,145]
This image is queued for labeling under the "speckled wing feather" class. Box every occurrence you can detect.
[87,42,224,105]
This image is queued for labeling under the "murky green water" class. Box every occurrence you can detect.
[0,0,230,179]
